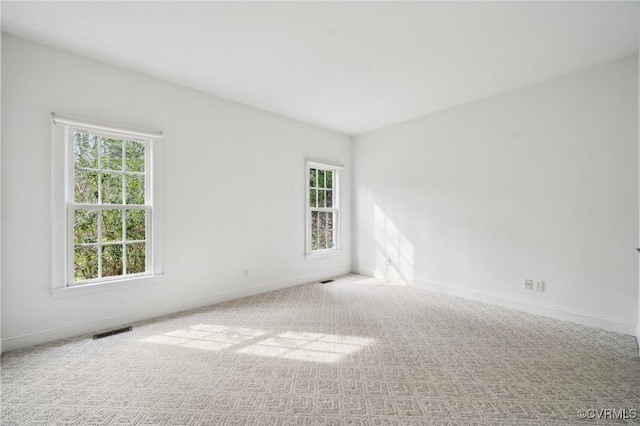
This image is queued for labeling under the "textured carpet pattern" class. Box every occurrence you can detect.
[2,274,639,425]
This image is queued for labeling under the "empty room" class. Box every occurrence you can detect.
[1,1,639,425]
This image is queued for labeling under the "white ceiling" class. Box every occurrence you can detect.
[2,1,638,136]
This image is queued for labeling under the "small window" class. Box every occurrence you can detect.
[306,161,341,256]
[52,115,162,288]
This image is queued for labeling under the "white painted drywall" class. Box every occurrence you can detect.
[0,30,3,355]
[1,35,351,352]
[353,56,639,334]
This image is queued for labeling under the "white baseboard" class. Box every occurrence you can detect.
[1,268,349,353]
[352,268,636,336]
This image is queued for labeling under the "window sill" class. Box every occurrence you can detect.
[50,274,163,299]
[305,249,342,260]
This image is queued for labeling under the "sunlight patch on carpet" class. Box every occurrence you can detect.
[238,332,376,363]
[140,324,375,362]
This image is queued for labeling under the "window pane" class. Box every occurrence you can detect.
[309,169,317,188]
[318,190,325,208]
[126,243,146,274]
[74,170,99,204]
[126,210,146,241]
[310,189,317,208]
[101,173,123,204]
[102,210,123,243]
[326,230,335,249]
[74,209,98,244]
[126,141,145,173]
[74,245,98,281]
[126,175,145,204]
[74,133,98,169]
[325,170,333,189]
[326,190,333,208]
[102,244,123,277]
[318,230,326,250]
[317,211,326,230]
[100,137,123,171]
[311,211,319,231]
[327,212,333,230]
[317,170,325,188]
[311,231,319,251]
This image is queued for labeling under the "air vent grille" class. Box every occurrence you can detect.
[93,326,132,340]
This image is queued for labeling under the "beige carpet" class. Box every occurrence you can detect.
[2,274,639,425]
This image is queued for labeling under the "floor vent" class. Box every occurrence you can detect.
[320,279,334,284]
[93,326,132,340]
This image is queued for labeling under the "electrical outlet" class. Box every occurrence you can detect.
[523,279,533,290]
[534,280,544,292]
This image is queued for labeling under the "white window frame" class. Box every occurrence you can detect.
[51,114,164,296]
[305,160,342,259]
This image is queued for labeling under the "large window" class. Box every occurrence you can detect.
[307,161,341,256]
[71,132,149,282]
[52,115,163,288]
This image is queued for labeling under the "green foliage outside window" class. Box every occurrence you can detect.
[73,132,147,281]
[309,167,335,251]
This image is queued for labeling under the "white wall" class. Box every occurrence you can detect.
[0,30,3,354]
[353,56,639,335]
[1,35,351,352]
